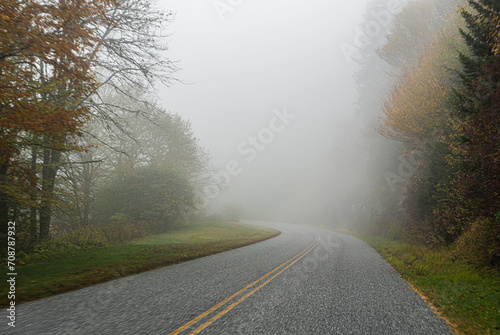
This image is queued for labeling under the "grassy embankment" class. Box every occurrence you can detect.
[1,221,279,307]
[352,233,499,335]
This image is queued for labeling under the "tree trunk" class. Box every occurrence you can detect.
[39,147,62,240]
[29,146,38,245]
[81,152,92,226]
[0,159,9,247]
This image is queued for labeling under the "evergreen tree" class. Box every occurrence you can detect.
[456,0,500,114]
[454,0,500,264]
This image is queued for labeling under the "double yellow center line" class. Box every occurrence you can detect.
[169,235,320,335]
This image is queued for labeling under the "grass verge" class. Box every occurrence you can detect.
[352,233,500,335]
[1,221,279,307]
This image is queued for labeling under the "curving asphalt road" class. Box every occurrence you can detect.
[4,221,452,334]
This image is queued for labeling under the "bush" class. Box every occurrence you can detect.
[384,220,407,241]
[222,201,244,222]
[94,167,194,226]
[454,217,499,268]
[101,220,155,244]
[16,218,159,265]
[52,226,109,249]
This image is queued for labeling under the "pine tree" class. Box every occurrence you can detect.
[456,0,500,113]
[454,0,500,264]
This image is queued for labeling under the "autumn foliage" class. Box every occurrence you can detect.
[0,0,116,240]
[0,0,113,156]
[378,0,499,265]
[0,0,196,251]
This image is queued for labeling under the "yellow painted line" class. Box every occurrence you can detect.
[169,235,319,335]
[189,236,321,335]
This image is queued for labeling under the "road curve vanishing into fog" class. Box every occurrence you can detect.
[6,221,452,334]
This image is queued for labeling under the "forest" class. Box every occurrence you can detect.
[350,0,499,268]
[0,0,211,256]
[0,0,499,273]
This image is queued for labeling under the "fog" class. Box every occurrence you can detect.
[157,0,370,224]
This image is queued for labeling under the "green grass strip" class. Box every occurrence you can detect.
[1,222,279,307]
[352,233,500,335]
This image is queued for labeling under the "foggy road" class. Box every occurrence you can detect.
[7,221,451,334]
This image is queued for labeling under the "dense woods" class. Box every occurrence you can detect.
[353,0,499,268]
[0,0,207,255]
[2,0,499,272]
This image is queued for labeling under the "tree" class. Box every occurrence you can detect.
[52,97,208,233]
[223,202,244,222]
[376,1,476,243]
[0,0,178,246]
[380,20,465,146]
[37,0,176,240]
[379,0,460,73]
[94,167,194,229]
[0,0,115,242]
[349,0,401,230]
[454,0,500,234]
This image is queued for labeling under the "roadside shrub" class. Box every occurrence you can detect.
[101,220,155,244]
[52,226,109,249]
[16,227,108,265]
[454,217,499,268]
[94,167,194,227]
[384,220,407,241]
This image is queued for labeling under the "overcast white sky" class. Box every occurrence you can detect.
[156,0,370,221]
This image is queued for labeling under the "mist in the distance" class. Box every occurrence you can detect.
[157,0,370,225]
